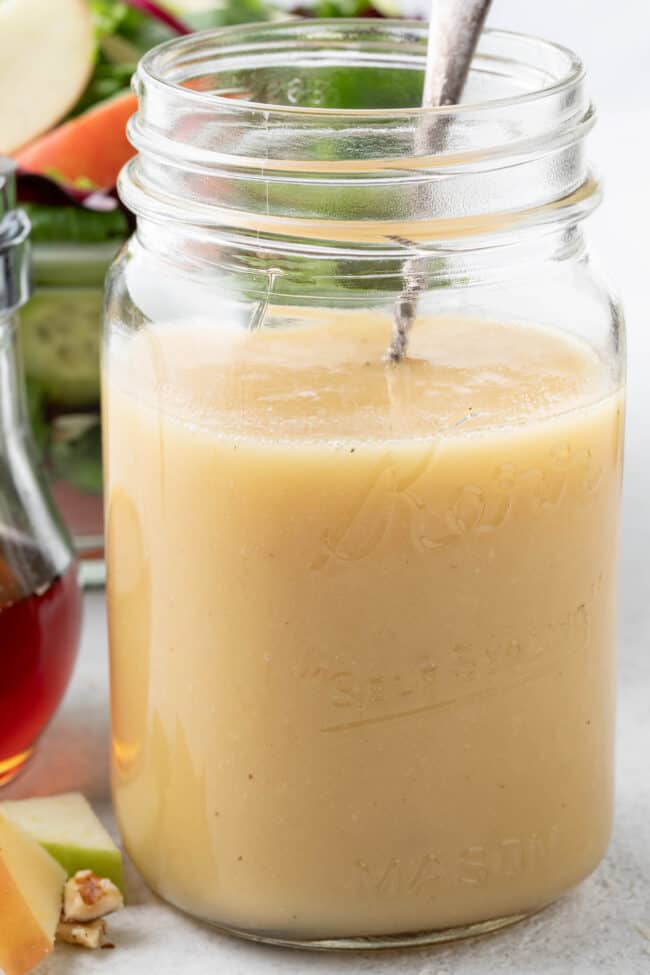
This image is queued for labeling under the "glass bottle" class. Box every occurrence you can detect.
[0,159,82,786]
[22,239,116,585]
[104,22,625,948]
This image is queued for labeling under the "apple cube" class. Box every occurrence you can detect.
[0,793,125,896]
[0,812,66,975]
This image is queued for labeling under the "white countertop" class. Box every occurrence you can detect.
[4,108,650,975]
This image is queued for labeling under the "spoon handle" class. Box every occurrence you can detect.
[386,0,493,365]
[423,0,494,109]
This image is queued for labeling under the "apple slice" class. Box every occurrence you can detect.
[0,0,95,154]
[0,813,66,975]
[1,793,125,896]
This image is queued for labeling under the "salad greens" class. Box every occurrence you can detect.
[73,1,173,114]
[19,0,398,242]
[51,420,104,495]
[23,204,129,244]
[298,1,382,14]
[78,0,388,115]
[85,0,276,90]
[16,0,400,500]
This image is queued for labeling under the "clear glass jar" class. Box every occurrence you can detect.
[104,21,625,949]
[0,160,82,786]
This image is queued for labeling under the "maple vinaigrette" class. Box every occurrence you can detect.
[106,23,625,949]
[0,552,82,784]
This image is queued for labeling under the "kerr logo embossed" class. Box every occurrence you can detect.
[312,442,604,570]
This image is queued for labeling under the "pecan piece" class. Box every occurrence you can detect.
[57,917,108,949]
[63,870,124,923]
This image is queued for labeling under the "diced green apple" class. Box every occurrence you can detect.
[0,793,125,896]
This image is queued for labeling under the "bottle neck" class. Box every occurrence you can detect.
[0,161,72,601]
[0,161,32,439]
[0,314,30,440]
[0,312,72,599]
[0,208,31,313]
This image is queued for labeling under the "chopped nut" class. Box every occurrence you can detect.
[57,917,108,949]
[63,870,124,922]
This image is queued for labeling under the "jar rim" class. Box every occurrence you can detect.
[139,19,585,121]
[124,20,597,252]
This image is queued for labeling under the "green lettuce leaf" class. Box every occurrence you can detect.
[50,421,104,495]
[23,205,129,244]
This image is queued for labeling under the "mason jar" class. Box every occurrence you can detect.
[104,20,625,949]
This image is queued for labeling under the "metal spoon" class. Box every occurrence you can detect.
[386,0,494,364]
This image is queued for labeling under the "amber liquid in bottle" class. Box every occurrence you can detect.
[0,537,82,784]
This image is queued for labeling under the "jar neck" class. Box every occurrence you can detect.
[0,313,30,441]
[133,214,588,304]
[122,21,599,263]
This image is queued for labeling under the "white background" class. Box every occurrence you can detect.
[410,0,650,110]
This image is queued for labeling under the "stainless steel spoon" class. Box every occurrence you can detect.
[386,0,494,363]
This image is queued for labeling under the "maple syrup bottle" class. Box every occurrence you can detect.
[0,160,82,786]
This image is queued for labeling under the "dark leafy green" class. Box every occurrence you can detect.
[24,380,50,457]
[184,0,274,29]
[72,1,171,117]
[75,2,277,118]
[72,63,135,117]
[50,422,104,495]
[253,64,423,109]
[298,1,381,15]
[122,0,191,36]
[23,204,129,244]
[90,0,172,51]
[17,169,120,210]
[89,0,133,40]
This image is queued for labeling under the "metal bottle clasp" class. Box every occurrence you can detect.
[0,158,32,314]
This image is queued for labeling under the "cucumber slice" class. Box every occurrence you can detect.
[20,288,102,408]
